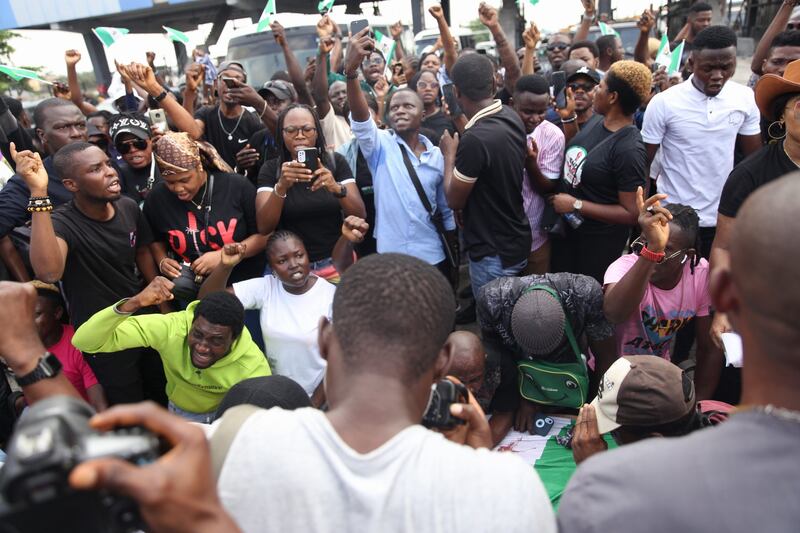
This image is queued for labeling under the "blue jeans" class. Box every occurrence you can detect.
[168,401,216,424]
[469,255,527,299]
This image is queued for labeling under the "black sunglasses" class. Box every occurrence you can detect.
[116,138,148,154]
[568,82,596,92]
[788,22,800,31]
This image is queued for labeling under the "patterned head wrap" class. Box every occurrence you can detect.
[154,131,233,175]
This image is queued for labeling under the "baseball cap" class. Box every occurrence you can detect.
[590,356,696,434]
[258,80,297,102]
[217,61,247,82]
[87,122,104,138]
[109,113,152,143]
[566,65,601,84]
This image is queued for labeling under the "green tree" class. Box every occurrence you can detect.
[0,29,44,97]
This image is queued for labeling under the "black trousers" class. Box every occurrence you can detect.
[85,347,167,407]
[550,225,631,284]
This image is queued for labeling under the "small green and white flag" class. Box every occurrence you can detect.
[0,64,50,84]
[318,0,335,14]
[163,26,190,46]
[516,0,539,6]
[598,21,620,37]
[668,40,685,75]
[257,0,276,32]
[374,29,396,64]
[654,34,671,67]
[92,27,130,48]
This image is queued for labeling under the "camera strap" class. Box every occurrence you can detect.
[209,403,260,480]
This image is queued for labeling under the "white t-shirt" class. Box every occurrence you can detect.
[320,106,354,151]
[641,77,760,227]
[233,275,335,394]
[217,407,557,533]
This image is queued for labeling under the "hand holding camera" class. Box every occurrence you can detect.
[424,376,493,449]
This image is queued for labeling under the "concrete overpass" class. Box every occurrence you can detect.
[0,0,455,88]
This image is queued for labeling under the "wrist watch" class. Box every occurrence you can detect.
[573,199,583,211]
[333,184,348,198]
[16,352,62,386]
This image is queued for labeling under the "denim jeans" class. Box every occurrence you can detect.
[469,255,527,299]
[168,401,216,424]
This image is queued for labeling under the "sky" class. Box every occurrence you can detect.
[5,0,655,77]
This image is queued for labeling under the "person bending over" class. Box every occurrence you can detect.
[72,278,270,423]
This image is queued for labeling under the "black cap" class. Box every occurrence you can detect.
[257,80,297,101]
[566,65,601,84]
[217,61,247,82]
[109,114,151,142]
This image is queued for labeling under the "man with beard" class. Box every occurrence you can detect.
[554,62,601,144]
[345,28,455,268]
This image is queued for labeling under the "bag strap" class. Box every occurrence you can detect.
[209,404,261,481]
[398,143,435,217]
[572,123,635,184]
[523,284,581,362]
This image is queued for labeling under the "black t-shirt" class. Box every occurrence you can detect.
[143,172,265,283]
[421,110,455,143]
[244,128,280,185]
[52,197,153,327]
[562,119,646,233]
[719,142,796,218]
[118,160,162,207]
[454,101,531,266]
[194,105,264,169]
[257,152,354,262]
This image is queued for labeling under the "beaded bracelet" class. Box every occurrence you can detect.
[27,196,53,213]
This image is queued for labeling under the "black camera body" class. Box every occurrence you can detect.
[0,396,161,532]
[171,262,203,301]
[422,379,468,430]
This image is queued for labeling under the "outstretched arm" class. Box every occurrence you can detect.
[312,35,335,118]
[273,21,314,106]
[634,9,656,66]
[753,1,796,75]
[479,3,521,92]
[65,50,98,115]
[574,0,596,42]
[332,216,369,274]
[429,5,458,75]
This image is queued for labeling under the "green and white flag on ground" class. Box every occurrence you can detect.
[654,34,671,68]
[318,0,334,14]
[163,26,190,46]
[92,27,129,48]
[257,0,276,32]
[668,40,685,75]
[598,21,620,37]
[374,30,396,64]
[0,64,50,84]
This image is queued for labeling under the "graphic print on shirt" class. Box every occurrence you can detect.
[622,306,695,357]
[167,210,239,262]
[563,145,588,187]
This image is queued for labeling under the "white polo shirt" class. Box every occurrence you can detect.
[642,77,760,227]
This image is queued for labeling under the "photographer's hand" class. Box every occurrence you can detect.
[442,377,493,449]
[69,402,242,533]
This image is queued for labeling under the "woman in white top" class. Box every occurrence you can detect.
[200,216,369,406]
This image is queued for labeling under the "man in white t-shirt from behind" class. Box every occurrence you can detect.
[642,25,762,258]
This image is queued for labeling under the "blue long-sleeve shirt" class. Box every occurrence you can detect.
[350,116,455,265]
[0,156,72,238]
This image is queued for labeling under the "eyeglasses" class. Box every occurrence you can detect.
[568,82,596,92]
[362,56,385,67]
[416,81,439,90]
[282,125,317,137]
[116,138,148,154]
[631,235,687,263]
[547,43,569,51]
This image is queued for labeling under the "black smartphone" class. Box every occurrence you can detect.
[296,147,319,173]
[552,70,567,109]
[421,379,468,430]
[532,414,555,436]
[221,76,238,88]
[441,83,462,117]
[350,19,370,37]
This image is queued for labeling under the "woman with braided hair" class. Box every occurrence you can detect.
[603,187,721,400]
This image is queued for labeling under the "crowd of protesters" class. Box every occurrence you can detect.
[0,0,799,531]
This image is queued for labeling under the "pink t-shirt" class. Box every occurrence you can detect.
[603,254,712,360]
[47,324,98,401]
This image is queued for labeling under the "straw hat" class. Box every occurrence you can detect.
[755,59,800,120]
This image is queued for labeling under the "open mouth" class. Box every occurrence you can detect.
[290,271,304,281]
[107,180,121,193]
[191,352,213,368]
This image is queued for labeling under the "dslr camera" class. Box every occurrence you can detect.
[422,379,469,430]
[171,262,204,301]
[0,396,162,532]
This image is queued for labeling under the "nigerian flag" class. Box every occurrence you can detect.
[0,64,49,84]
[598,21,620,38]
[374,29,396,64]
[92,27,129,48]
[163,26,190,45]
[654,34,671,68]
[668,40,685,75]
[318,0,334,14]
[516,0,539,5]
[257,0,276,32]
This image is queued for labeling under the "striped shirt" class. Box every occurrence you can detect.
[522,120,565,252]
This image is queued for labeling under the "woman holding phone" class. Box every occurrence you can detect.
[256,104,365,281]
[412,70,456,142]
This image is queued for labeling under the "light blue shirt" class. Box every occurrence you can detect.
[350,116,455,265]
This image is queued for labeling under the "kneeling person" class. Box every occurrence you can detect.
[72,278,270,422]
